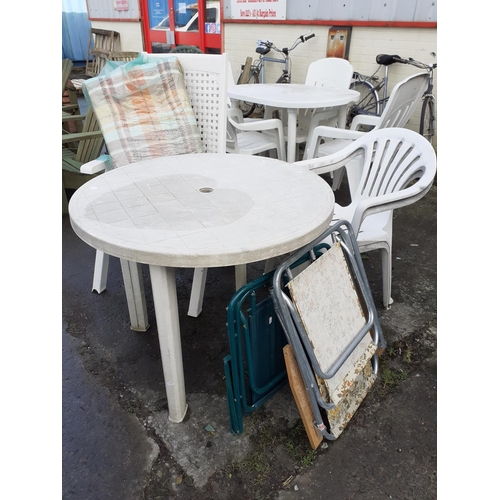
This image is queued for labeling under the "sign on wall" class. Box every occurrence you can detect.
[230,0,287,21]
[224,0,436,23]
[87,0,140,20]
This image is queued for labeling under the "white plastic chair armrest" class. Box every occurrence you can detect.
[227,107,283,132]
[312,125,364,141]
[350,114,382,131]
[80,155,110,174]
[295,128,377,173]
[351,181,433,235]
[304,125,364,160]
[294,155,347,176]
[232,117,284,133]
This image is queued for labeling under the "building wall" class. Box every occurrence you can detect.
[91,21,145,52]
[88,18,437,142]
[224,24,437,137]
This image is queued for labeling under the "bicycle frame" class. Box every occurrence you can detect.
[251,31,315,84]
[236,31,315,117]
[257,53,287,83]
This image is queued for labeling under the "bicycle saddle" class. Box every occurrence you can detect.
[256,46,271,55]
[376,54,402,65]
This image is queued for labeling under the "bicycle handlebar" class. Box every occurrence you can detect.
[256,31,315,56]
[301,33,316,42]
[408,57,437,70]
[376,53,436,71]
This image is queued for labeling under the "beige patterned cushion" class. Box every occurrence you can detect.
[83,56,204,169]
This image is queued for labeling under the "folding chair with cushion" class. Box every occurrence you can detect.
[76,53,228,329]
[272,221,384,447]
[295,127,437,309]
[304,72,430,192]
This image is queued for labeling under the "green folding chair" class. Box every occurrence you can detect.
[224,245,330,435]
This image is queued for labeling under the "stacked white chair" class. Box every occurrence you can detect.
[305,72,430,192]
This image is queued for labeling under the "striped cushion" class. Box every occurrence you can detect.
[83,57,204,169]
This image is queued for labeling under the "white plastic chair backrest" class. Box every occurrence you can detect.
[227,60,236,86]
[305,58,353,89]
[145,52,228,154]
[349,128,436,233]
[376,72,429,129]
[341,128,436,234]
[226,60,239,109]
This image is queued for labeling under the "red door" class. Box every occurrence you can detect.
[141,0,221,54]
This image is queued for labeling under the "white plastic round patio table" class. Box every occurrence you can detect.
[69,153,334,423]
[227,84,360,162]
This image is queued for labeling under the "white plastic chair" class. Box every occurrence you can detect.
[279,58,354,159]
[295,127,437,309]
[226,62,285,171]
[79,52,229,322]
[226,107,286,161]
[304,72,430,192]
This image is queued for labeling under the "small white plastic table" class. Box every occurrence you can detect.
[69,153,334,423]
[227,84,360,162]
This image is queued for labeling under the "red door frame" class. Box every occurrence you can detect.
[140,0,222,53]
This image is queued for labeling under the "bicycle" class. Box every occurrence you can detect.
[236,31,316,117]
[347,54,437,142]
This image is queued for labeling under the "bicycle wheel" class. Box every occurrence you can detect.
[237,71,259,118]
[347,80,379,129]
[419,96,436,143]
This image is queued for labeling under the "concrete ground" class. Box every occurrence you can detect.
[62,177,437,499]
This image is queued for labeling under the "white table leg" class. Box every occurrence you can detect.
[235,264,247,290]
[120,259,149,332]
[187,268,207,318]
[338,104,347,129]
[149,265,188,423]
[92,250,109,294]
[286,108,298,163]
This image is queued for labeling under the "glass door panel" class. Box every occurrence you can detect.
[144,0,221,54]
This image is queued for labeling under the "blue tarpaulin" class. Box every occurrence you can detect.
[62,0,92,62]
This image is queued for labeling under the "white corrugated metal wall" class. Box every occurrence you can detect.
[224,0,437,23]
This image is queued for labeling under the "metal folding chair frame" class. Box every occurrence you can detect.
[271,220,386,440]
